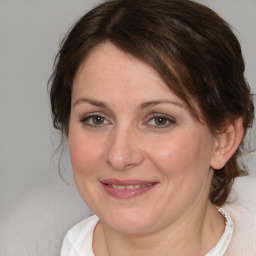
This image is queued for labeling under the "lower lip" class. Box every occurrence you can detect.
[101,183,158,199]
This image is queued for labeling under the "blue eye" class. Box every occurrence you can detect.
[153,117,168,125]
[81,114,109,126]
[147,115,176,128]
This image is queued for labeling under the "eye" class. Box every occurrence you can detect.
[146,114,176,128]
[81,114,110,127]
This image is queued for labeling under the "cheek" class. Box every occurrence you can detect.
[149,130,213,178]
[148,130,214,210]
[68,132,104,213]
[68,127,103,176]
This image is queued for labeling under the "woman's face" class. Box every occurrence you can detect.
[69,42,219,234]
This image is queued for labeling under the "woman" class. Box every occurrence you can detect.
[49,0,254,255]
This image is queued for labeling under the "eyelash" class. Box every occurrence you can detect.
[145,113,176,129]
[80,113,176,129]
[80,113,111,127]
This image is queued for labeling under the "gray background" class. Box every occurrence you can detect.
[0,0,255,253]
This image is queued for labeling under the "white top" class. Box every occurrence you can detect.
[61,208,233,256]
[205,208,233,256]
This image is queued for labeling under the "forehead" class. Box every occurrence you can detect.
[72,42,183,104]
[74,42,165,85]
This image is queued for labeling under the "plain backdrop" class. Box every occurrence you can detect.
[0,0,255,251]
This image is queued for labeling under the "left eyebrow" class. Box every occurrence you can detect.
[140,100,186,110]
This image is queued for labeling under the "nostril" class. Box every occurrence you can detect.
[105,148,144,171]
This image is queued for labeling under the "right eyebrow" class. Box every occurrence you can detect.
[72,98,107,108]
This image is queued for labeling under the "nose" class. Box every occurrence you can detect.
[105,126,144,171]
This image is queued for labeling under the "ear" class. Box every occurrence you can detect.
[210,118,244,170]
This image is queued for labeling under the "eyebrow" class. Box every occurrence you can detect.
[73,98,107,108]
[140,100,186,110]
[73,98,186,110]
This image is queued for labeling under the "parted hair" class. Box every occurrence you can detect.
[49,0,254,206]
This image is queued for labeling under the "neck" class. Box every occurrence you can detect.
[94,201,225,256]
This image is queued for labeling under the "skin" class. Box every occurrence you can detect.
[68,42,229,256]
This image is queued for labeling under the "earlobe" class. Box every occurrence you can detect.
[210,118,244,170]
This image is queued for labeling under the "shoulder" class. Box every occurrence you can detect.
[225,175,256,210]
[223,175,256,255]
[61,215,99,256]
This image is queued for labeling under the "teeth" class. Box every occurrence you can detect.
[112,185,126,189]
[111,184,153,189]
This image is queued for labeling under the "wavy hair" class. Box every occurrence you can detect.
[49,0,254,205]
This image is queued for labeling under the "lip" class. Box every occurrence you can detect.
[101,179,159,199]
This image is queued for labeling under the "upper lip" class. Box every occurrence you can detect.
[101,179,158,186]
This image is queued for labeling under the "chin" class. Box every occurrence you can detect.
[98,208,158,235]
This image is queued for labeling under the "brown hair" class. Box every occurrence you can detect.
[49,0,254,205]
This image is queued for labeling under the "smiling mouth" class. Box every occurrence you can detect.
[108,183,154,190]
[101,179,158,199]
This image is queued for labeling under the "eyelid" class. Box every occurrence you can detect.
[144,113,176,128]
[146,112,176,121]
[80,112,112,126]
[81,112,105,120]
